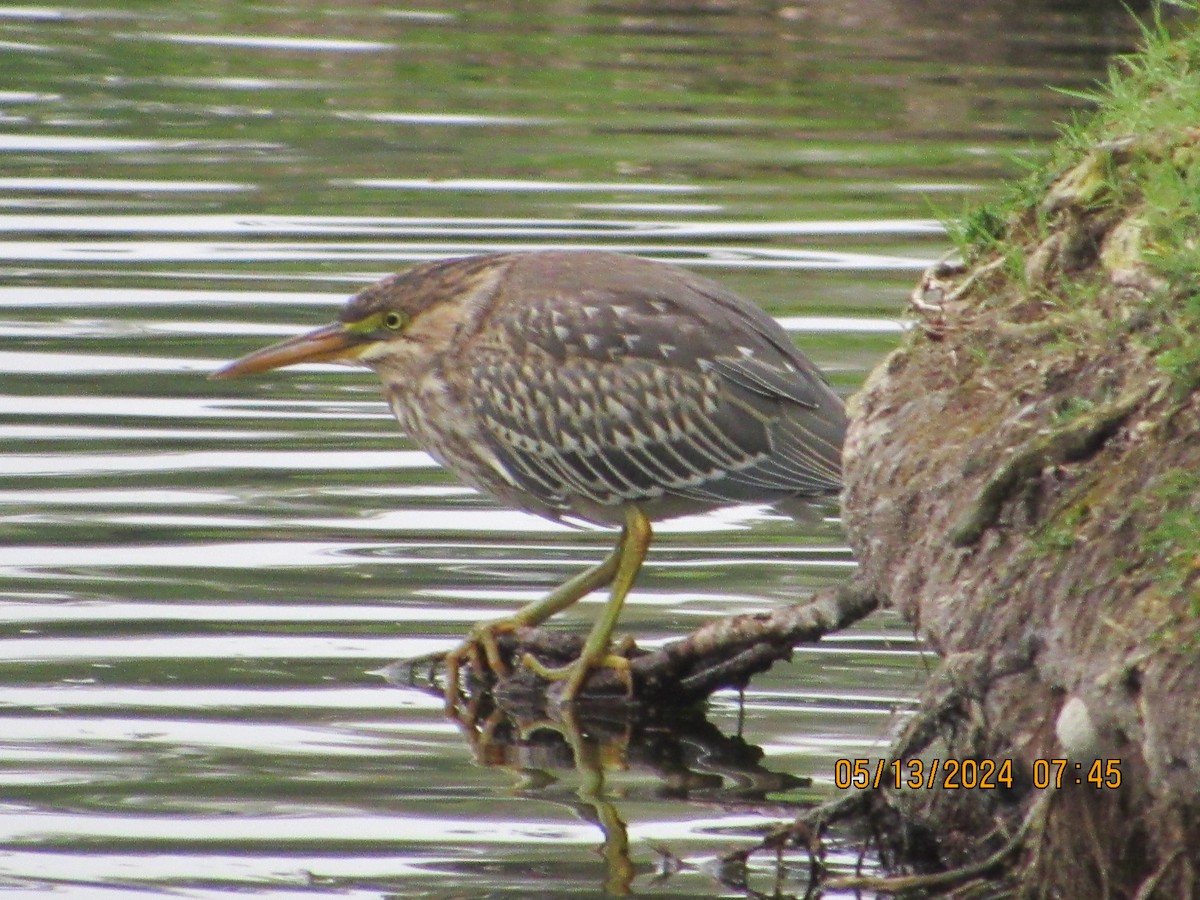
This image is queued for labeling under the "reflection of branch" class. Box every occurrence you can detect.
[492,579,880,705]
[433,690,816,896]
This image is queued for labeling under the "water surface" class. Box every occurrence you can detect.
[0,1,1146,896]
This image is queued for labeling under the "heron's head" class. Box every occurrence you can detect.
[210,255,509,380]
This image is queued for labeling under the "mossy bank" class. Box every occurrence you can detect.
[842,5,1200,895]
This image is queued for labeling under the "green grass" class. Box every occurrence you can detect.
[948,2,1200,261]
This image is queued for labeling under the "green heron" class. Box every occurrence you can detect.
[212,251,846,703]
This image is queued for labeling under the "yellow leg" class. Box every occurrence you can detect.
[524,507,651,702]
[443,530,624,705]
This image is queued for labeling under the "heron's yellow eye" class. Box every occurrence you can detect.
[382,311,408,331]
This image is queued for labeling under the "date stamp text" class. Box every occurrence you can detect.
[833,757,1122,791]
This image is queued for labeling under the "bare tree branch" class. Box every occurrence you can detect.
[488,578,881,706]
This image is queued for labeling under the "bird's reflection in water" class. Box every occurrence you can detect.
[446,690,814,897]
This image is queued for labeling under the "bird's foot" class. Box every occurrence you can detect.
[442,618,523,707]
[522,648,634,702]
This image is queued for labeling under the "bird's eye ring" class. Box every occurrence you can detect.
[382,311,407,331]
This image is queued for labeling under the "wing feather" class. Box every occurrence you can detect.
[462,265,845,518]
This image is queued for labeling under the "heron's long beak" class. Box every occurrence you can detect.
[210,323,367,380]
